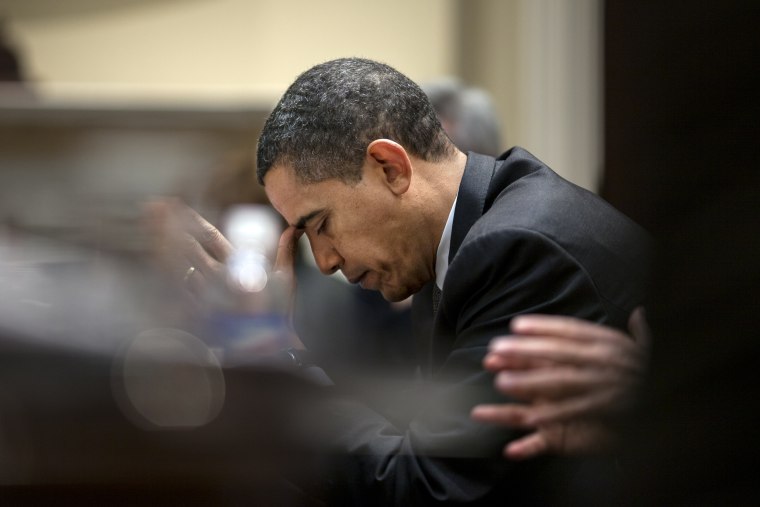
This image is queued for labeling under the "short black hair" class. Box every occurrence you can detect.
[256,57,456,185]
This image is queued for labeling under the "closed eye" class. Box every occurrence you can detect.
[317,216,329,235]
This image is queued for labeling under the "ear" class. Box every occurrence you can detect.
[366,139,413,196]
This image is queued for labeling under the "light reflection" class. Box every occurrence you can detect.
[113,327,225,430]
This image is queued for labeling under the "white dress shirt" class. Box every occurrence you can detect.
[434,195,458,291]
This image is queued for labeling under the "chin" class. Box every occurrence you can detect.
[380,284,419,303]
[382,292,407,303]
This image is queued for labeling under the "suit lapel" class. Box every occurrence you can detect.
[449,152,497,262]
[449,148,545,262]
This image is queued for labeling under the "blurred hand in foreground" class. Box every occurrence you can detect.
[142,198,233,296]
[471,308,650,460]
[142,199,304,350]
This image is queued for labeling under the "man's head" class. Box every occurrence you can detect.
[256,57,455,185]
[257,58,462,302]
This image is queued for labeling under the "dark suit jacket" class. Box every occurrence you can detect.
[322,148,651,505]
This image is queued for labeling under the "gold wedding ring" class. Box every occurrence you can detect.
[183,266,197,284]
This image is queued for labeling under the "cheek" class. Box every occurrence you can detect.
[335,228,378,256]
[345,239,379,265]
[339,216,404,268]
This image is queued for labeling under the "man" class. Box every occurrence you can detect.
[249,57,651,504]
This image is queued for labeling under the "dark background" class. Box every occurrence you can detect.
[601,1,760,504]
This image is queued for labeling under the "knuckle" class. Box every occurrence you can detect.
[200,225,222,245]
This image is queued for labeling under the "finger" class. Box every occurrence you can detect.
[504,432,550,461]
[274,226,303,276]
[494,367,625,401]
[272,226,303,327]
[483,347,554,371]
[511,314,632,344]
[183,265,207,296]
[179,203,233,263]
[488,336,641,371]
[182,233,225,278]
[470,403,534,429]
[523,388,626,425]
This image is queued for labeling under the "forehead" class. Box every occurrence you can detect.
[263,164,342,225]
[263,164,308,223]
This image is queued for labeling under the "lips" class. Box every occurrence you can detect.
[347,271,367,285]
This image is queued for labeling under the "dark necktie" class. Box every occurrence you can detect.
[432,285,442,317]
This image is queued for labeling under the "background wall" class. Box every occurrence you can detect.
[3,0,457,104]
[2,0,601,190]
[458,0,602,190]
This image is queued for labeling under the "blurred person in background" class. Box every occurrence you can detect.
[423,77,503,157]
[0,19,34,100]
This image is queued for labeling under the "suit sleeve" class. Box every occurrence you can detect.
[315,228,609,505]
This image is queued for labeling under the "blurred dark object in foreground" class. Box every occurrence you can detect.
[591,1,760,505]
[0,236,325,505]
[0,334,322,505]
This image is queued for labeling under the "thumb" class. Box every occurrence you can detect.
[272,226,303,330]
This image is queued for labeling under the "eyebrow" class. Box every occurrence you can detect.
[293,209,325,230]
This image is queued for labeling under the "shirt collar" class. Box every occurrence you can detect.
[435,195,458,290]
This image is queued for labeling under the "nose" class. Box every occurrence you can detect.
[311,237,343,275]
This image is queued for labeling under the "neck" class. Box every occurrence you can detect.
[414,149,466,203]
[410,149,467,272]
